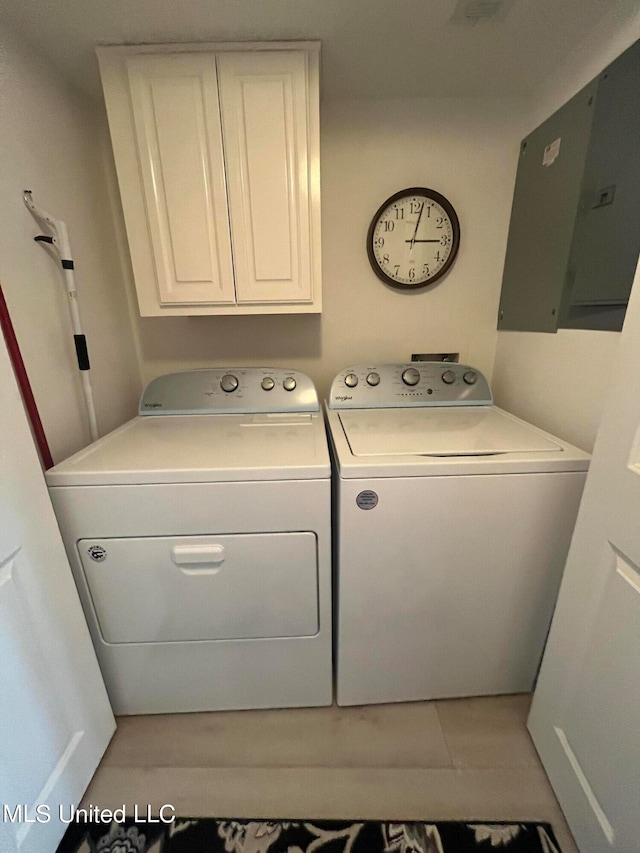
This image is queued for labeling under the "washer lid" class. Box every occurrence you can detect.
[339,407,562,456]
[46,413,330,486]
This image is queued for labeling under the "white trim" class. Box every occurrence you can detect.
[615,550,640,596]
[554,726,615,846]
[97,41,321,58]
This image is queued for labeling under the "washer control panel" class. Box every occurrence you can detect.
[139,368,319,415]
[328,363,492,408]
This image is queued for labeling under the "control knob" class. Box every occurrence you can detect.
[442,370,456,385]
[283,376,297,391]
[366,372,380,386]
[220,374,239,393]
[344,373,359,388]
[261,377,275,391]
[463,371,478,385]
[402,367,420,386]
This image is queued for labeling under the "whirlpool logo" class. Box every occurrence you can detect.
[334,395,353,402]
[143,402,163,408]
[87,545,107,562]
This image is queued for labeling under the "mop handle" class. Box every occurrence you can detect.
[23,191,99,442]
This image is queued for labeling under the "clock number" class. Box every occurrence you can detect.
[436,216,444,229]
[436,251,441,262]
[425,205,431,218]
[383,220,395,232]
[382,254,390,266]
[408,267,416,281]
[375,237,385,248]
[440,234,451,246]
[422,264,430,276]
[394,265,400,276]
[394,207,405,220]
[410,201,422,214]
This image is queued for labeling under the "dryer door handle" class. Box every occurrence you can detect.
[171,544,226,575]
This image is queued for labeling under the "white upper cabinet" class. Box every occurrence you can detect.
[217,52,313,305]
[97,44,321,316]
[126,54,236,308]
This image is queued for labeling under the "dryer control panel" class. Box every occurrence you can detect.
[328,363,492,408]
[139,368,319,415]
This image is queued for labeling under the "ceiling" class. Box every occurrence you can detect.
[2,0,636,101]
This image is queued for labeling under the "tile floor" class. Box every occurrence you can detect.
[83,694,577,852]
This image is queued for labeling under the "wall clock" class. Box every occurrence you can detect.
[366,187,460,289]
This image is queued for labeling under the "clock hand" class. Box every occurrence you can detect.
[405,239,440,243]
[410,203,425,252]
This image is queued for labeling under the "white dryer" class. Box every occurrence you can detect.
[325,362,590,707]
[47,368,332,714]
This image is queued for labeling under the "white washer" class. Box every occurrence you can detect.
[46,368,332,714]
[325,362,590,707]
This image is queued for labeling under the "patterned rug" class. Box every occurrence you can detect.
[56,818,562,852]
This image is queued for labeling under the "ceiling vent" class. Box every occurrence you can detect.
[449,0,515,26]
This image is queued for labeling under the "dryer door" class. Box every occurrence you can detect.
[78,533,318,642]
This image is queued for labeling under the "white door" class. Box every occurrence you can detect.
[528,261,640,851]
[0,333,115,853]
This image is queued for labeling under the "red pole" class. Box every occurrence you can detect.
[0,282,54,470]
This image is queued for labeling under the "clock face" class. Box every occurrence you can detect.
[367,188,460,289]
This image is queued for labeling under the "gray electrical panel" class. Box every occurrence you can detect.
[562,40,640,331]
[498,39,640,333]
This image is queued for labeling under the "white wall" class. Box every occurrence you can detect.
[0,23,141,464]
[9,7,632,455]
[492,7,640,452]
[107,94,529,399]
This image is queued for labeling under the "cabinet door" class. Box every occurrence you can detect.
[127,54,236,306]
[217,51,318,305]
